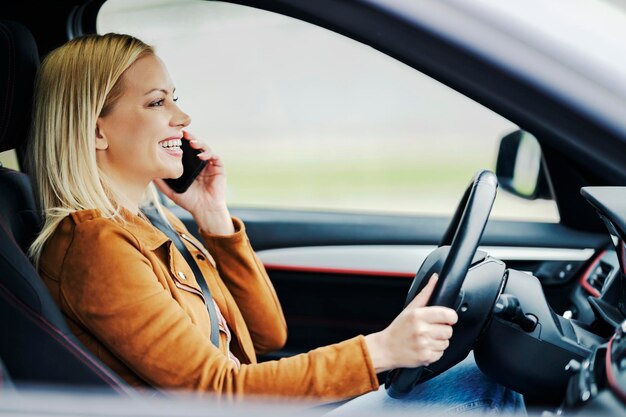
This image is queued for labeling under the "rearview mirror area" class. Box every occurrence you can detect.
[496,130,552,200]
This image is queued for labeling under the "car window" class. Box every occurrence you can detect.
[97,0,559,222]
[0,149,19,170]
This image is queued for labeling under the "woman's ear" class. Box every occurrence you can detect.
[95,122,109,150]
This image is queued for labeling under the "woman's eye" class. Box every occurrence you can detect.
[149,97,178,107]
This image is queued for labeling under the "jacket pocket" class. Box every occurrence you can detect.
[166,241,206,304]
[179,233,217,268]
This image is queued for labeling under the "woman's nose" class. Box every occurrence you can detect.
[172,104,191,127]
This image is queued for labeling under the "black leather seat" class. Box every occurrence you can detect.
[0,356,15,391]
[0,20,131,393]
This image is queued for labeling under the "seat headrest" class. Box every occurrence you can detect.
[0,20,39,153]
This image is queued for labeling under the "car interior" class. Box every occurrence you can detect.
[2,1,626,415]
[0,19,133,393]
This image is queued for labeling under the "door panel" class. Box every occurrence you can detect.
[172,206,608,250]
[169,205,609,358]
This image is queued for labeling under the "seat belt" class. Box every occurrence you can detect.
[142,207,220,348]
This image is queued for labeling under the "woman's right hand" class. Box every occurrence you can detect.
[364,274,458,373]
[154,131,234,235]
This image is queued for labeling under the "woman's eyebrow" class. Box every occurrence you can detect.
[143,87,176,96]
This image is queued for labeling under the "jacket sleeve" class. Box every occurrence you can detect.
[59,220,379,400]
[199,217,287,354]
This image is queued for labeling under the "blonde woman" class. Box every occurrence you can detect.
[29,33,524,413]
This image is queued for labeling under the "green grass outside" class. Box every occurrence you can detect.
[223,145,493,214]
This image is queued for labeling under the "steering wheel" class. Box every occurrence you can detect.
[386,170,498,395]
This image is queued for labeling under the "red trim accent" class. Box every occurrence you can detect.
[580,250,607,298]
[0,282,133,396]
[606,336,626,405]
[263,263,416,278]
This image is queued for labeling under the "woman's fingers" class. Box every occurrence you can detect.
[197,149,215,160]
[367,292,458,371]
[197,151,225,171]
[182,130,207,152]
[420,306,459,325]
[187,139,204,150]
[179,131,224,168]
[409,273,438,308]
[428,338,450,352]
[182,130,197,141]
[429,323,454,340]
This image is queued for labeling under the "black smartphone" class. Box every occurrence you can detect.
[163,139,208,193]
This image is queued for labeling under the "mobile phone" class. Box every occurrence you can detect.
[163,139,208,193]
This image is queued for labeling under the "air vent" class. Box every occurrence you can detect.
[585,260,613,296]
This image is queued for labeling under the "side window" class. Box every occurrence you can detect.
[0,150,19,171]
[97,0,559,222]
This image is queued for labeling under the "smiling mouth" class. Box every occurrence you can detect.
[159,138,182,149]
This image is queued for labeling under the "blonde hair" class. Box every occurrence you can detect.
[28,33,167,266]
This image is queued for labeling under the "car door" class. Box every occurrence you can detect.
[97,0,609,360]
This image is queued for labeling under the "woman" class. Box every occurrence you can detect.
[28,33,523,413]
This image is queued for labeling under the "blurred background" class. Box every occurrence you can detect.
[2,0,559,222]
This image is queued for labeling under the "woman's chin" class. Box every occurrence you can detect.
[163,167,184,180]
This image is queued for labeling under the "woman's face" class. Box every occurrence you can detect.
[96,54,190,191]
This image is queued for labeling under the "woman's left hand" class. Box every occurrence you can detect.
[154,131,235,235]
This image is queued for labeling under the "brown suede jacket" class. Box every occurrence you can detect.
[38,208,379,400]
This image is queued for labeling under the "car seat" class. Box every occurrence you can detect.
[0,356,15,391]
[0,19,131,393]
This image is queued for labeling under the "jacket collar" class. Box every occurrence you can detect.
[70,208,169,251]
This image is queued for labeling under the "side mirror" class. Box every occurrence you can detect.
[495,130,552,200]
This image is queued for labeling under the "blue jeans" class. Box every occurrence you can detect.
[327,353,526,415]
